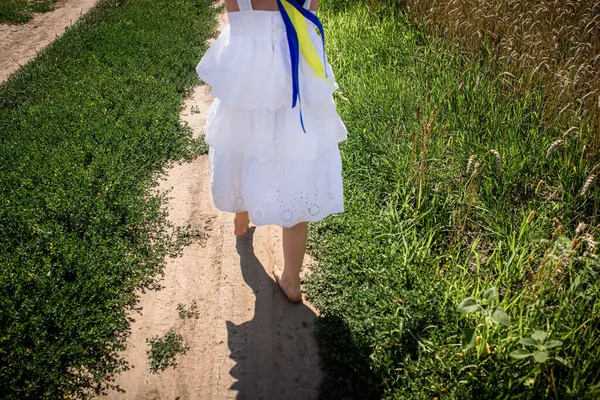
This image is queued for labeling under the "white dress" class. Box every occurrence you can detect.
[195,0,347,228]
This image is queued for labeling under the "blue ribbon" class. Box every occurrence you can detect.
[276,0,329,133]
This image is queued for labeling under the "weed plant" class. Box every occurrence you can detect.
[177,300,200,319]
[146,330,190,373]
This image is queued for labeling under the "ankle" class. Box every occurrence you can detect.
[281,268,300,284]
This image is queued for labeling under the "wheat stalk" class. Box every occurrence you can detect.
[471,162,482,178]
[580,174,597,195]
[563,126,578,137]
[546,139,564,158]
[489,149,501,173]
[575,221,587,235]
[466,154,478,173]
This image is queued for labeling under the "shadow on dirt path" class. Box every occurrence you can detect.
[227,227,321,399]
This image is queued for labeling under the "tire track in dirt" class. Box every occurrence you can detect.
[100,7,323,399]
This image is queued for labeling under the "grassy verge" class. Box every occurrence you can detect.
[307,1,599,398]
[0,0,216,397]
[0,0,57,24]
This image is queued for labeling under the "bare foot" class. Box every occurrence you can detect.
[272,265,302,303]
[234,214,250,237]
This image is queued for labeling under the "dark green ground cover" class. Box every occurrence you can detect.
[307,1,600,398]
[0,0,216,397]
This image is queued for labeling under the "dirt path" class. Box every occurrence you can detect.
[0,0,99,83]
[99,8,323,400]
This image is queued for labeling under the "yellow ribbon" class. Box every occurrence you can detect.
[280,1,334,87]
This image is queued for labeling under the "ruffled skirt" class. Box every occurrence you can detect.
[196,15,347,227]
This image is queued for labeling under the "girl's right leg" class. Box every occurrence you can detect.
[273,221,307,302]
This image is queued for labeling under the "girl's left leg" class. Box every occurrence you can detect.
[234,211,250,237]
[273,221,308,302]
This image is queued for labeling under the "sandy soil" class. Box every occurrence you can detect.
[98,8,323,400]
[0,0,99,83]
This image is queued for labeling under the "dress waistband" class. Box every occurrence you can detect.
[228,11,317,38]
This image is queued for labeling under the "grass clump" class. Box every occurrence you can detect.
[0,0,57,24]
[0,0,217,397]
[307,1,599,398]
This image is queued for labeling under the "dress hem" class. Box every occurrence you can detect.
[213,205,345,228]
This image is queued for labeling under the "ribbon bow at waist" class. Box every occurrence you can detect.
[276,0,333,133]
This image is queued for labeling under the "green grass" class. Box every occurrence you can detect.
[0,0,57,24]
[0,0,216,397]
[307,1,600,398]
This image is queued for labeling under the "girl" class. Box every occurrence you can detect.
[196,0,346,302]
